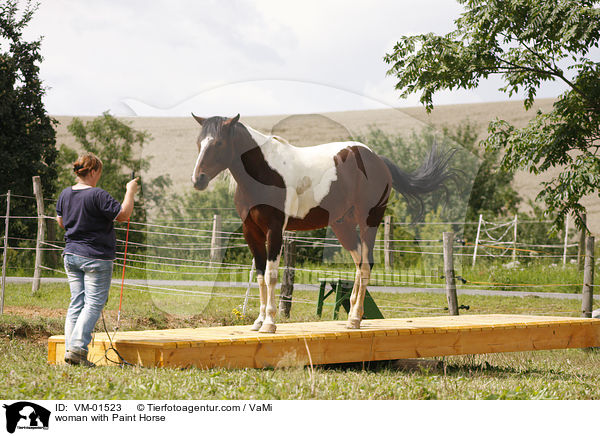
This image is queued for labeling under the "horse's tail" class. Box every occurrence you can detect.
[380,144,457,219]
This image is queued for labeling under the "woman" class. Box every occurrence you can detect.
[56,152,138,366]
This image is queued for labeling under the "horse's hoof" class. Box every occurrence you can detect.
[259,322,277,334]
[250,320,263,331]
[346,318,361,329]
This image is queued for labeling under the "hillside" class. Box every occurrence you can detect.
[53,98,599,235]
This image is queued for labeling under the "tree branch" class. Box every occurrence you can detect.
[497,31,597,111]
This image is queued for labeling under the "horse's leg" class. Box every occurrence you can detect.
[259,225,284,333]
[330,221,362,325]
[347,225,378,329]
[242,220,268,331]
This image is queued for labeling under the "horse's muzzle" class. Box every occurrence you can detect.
[193,173,209,190]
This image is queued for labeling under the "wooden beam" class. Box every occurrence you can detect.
[582,236,595,318]
[443,232,459,316]
[32,176,45,294]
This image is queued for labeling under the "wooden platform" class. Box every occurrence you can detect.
[47,315,600,368]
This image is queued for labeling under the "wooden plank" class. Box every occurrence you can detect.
[47,340,56,364]
[54,342,65,364]
[47,315,600,368]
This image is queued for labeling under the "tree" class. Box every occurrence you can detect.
[442,121,521,226]
[57,112,172,256]
[355,122,521,241]
[0,1,58,240]
[384,0,600,232]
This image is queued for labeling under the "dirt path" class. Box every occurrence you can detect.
[4,306,66,318]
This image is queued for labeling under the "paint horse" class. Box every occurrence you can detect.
[191,114,455,333]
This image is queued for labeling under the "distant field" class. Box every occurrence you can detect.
[53,98,599,235]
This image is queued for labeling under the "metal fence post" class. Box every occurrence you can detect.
[562,215,570,266]
[242,259,255,317]
[1,190,11,315]
[512,215,518,262]
[472,214,483,267]
[210,214,222,265]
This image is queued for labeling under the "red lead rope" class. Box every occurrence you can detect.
[116,217,130,329]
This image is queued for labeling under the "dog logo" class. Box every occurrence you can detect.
[3,402,51,433]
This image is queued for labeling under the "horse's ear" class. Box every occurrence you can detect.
[192,113,206,126]
[224,114,240,128]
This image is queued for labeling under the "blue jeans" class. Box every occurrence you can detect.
[63,253,113,355]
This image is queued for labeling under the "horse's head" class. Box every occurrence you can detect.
[191,114,240,190]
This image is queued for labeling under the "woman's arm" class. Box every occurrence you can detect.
[57,216,64,229]
[115,177,139,222]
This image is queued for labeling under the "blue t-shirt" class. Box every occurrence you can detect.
[56,187,122,260]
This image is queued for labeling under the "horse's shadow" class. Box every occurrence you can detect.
[318,355,587,381]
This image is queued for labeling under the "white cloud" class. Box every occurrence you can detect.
[20,0,568,116]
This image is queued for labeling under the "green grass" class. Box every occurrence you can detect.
[457,262,585,293]
[27,255,590,296]
[1,339,599,400]
[1,281,598,399]
[1,280,585,327]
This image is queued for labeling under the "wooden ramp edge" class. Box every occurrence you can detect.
[48,315,600,369]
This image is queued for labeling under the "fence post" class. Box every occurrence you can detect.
[472,214,483,267]
[512,215,518,262]
[1,190,11,315]
[210,214,222,265]
[581,236,595,318]
[279,231,296,318]
[578,213,587,271]
[443,232,459,316]
[32,177,45,294]
[384,215,393,271]
[46,215,58,268]
[242,258,255,317]
[563,214,570,266]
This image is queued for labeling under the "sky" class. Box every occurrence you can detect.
[22,0,571,117]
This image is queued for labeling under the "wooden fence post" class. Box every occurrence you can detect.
[279,231,296,318]
[581,236,595,318]
[443,232,459,316]
[1,190,11,315]
[32,177,45,294]
[210,214,222,265]
[578,213,587,271]
[384,215,393,271]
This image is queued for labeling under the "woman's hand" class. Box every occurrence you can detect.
[126,177,139,195]
[116,177,140,222]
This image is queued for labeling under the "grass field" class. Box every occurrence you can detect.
[1,281,598,400]
[15,257,591,295]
